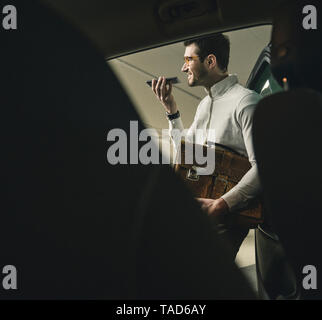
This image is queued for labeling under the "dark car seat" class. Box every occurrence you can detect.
[253,89,322,300]
[253,0,322,300]
[0,0,255,299]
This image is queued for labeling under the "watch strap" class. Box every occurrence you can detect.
[166,110,180,120]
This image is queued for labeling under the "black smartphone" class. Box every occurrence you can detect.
[146,77,180,87]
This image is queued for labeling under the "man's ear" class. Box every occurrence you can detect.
[206,54,217,69]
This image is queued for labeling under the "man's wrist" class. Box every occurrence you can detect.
[219,197,229,215]
[166,110,180,120]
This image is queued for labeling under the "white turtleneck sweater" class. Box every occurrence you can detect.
[169,74,261,212]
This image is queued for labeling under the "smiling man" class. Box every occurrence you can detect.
[151,34,261,259]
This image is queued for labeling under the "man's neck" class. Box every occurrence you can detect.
[204,73,229,92]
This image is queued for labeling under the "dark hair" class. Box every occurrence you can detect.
[184,34,230,72]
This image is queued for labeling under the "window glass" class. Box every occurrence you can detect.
[252,61,282,97]
[108,25,272,131]
[108,25,272,163]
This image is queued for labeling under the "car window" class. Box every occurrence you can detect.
[251,61,282,97]
[107,25,272,270]
[108,25,272,132]
[108,25,272,164]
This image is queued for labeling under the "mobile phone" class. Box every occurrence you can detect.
[146,77,180,87]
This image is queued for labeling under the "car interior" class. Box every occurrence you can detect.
[2,0,322,300]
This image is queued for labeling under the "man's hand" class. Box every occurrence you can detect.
[196,198,229,222]
[152,76,178,114]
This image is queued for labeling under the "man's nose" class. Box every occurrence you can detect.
[181,63,188,73]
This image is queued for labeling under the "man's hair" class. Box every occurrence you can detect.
[184,34,230,72]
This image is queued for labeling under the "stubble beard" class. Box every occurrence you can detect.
[187,66,208,87]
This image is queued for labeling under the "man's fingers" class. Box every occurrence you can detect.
[155,76,162,99]
[195,197,204,204]
[166,81,173,96]
[195,197,212,204]
[160,77,166,101]
[195,198,216,214]
[152,76,172,103]
[151,79,157,94]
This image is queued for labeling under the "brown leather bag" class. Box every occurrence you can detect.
[174,140,263,228]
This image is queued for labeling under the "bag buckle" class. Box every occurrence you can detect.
[187,166,199,181]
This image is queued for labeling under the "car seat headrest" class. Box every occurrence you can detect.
[270,0,322,92]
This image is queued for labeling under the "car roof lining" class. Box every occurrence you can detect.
[41,0,286,59]
[106,23,272,60]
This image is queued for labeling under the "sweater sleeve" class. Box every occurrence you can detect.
[168,101,203,150]
[168,117,185,150]
[221,93,262,212]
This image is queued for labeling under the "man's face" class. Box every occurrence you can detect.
[181,43,208,87]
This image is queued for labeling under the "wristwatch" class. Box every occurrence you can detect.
[166,110,180,120]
